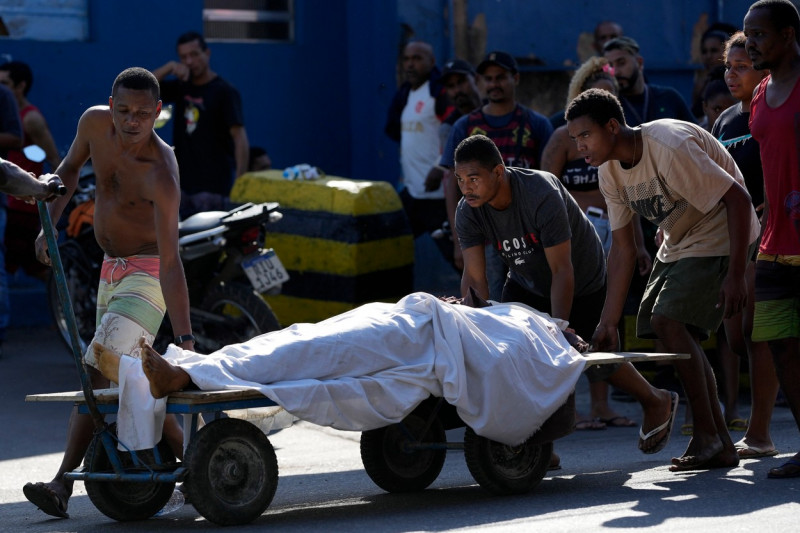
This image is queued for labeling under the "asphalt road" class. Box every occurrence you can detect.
[2,324,800,532]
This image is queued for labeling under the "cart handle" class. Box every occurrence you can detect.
[38,201,104,426]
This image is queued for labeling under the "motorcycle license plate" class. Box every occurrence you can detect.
[242,249,289,293]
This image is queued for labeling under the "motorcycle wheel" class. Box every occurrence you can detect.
[192,283,280,353]
[47,244,98,354]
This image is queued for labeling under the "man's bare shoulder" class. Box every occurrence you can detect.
[78,105,112,130]
[81,105,111,119]
[150,133,178,172]
[144,132,180,190]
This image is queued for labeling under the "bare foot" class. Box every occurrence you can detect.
[140,337,191,399]
[590,403,636,425]
[575,412,606,430]
[93,342,121,384]
[669,440,738,471]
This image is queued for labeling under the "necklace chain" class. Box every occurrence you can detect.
[629,129,637,174]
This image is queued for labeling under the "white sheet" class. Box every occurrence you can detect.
[116,292,586,449]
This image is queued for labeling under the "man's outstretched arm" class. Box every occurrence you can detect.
[0,158,62,200]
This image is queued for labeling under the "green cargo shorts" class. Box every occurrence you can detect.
[636,255,730,342]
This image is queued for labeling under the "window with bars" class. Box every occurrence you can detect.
[203,0,294,43]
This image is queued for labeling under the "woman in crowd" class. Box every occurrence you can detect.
[691,28,733,119]
[709,31,778,459]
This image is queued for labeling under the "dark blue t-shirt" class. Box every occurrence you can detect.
[711,102,763,208]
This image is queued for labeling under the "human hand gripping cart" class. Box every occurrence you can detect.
[26,201,689,525]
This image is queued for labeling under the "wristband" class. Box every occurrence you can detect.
[174,334,195,345]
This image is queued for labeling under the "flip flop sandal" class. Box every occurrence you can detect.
[735,441,779,458]
[639,392,679,454]
[23,482,69,519]
[669,450,738,472]
[575,418,606,430]
[600,416,637,427]
[768,459,800,479]
[727,418,749,431]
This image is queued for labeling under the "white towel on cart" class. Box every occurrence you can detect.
[117,355,167,451]
[116,292,587,449]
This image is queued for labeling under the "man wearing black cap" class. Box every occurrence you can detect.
[439,59,481,141]
[441,51,553,171]
[440,50,553,296]
[437,59,482,265]
[430,59,481,193]
[603,36,695,126]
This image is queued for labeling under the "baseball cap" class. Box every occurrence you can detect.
[441,59,475,79]
[603,36,640,55]
[476,51,518,75]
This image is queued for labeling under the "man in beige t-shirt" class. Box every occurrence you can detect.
[565,88,760,473]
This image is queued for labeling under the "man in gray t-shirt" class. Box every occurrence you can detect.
[455,134,678,459]
[458,165,605,301]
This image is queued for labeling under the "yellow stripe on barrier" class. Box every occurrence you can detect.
[270,234,413,275]
[231,171,403,216]
[262,294,366,327]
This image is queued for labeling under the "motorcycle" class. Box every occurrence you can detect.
[48,167,288,354]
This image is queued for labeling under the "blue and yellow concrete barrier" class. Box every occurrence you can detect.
[230,170,414,325]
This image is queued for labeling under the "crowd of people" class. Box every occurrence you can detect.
[385,0,800,481]
[3,0,800,521]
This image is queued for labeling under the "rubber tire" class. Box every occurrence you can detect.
[463,426,552,496]
[190,283,280,354]
[360,411,446,493]
[83,424,177,521]
[184,418,278,526]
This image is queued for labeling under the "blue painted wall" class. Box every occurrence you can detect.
[398,0,761,104]
[0,0,400,183]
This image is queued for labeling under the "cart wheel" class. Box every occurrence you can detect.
[463,426,552,495]
[360,411,446,493]
[84,424,177,521]
[184,418,278,526]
